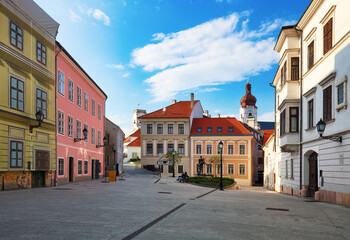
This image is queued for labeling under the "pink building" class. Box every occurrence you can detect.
[55,42,107,185]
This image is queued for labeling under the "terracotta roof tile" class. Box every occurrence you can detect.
[139,101,199,119]
[191,118,251,135]
[123,136,130,143]
[127,137,141,147]
[130,129,141,137]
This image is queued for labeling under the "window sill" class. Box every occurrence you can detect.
[325,118,335,124]
[336,103,347,112]
[305,126,315,132]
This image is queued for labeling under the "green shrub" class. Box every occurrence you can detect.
[188,176,234,187]
[130,157,140,162]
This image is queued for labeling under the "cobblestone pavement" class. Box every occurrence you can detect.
[0,164,349,240]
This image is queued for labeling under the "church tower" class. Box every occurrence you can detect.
[240,79,259,130]
[131,109,146,134]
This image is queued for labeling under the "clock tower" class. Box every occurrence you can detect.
[239,79,258,129]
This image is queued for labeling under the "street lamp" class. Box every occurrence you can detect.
[172,150,175,178]
[316,118,342,143]
[29,110,44,132]
[74,127,88,142]
[218,141,224,191]
[96,136,108,148]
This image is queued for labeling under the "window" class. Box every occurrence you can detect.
[285,160,288,178]
[280,109,286,136]
[217,164,222,174]
[78,160,82,174]
[84,124,88,142]
[281,61,287,86]
[10,21,23,50]
[98,104,101,120]
[168,143,174,153]
[168,124,173,134]
[157,143,163,154]
[323,18,333,54]
[228,145,234,155]
[290,159,294,179]
[206,164,212,174]
[308,41,314,70]
[91,128,95,144]
[291,57,299,80]
[206,144,212,154]
[76,120,81,138]
[147,124,153,134]
[337,79,347,109]
[228,164,234,175]
[36,41,46,65]
[239,145,245,155]
[308,100,314,128]
[77,86,82,107]
[98,131,101,145]
[178,165,183,174]
[337,83,344,105]
[178,124,184,134]
[323,85,332,121]
[84,93,88,111]
[168,165,174,174]
[207,127,212,133]
[68,116,73,137]
[217,127,222,133]
[228,126,234,132]
[58,111,64,134]
[146,143,153,154]
[157,124,163,134]
[84,161,88,174]
[36,88,47,118]
[58,71,64,95]
[289,107,299,133]
[58,158,64,175]
[239,164,246,175]
[10,76,24,111]
[196,145,201,154]
[178,144,184,155]
[10,141,23,168]
[197,127,202,133]
[91,99,95,116]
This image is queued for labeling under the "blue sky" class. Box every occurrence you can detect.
[35,0,310,135]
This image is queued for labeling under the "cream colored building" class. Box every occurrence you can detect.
[140,94,203,176]
[266,0,350,205]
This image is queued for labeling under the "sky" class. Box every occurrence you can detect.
[35,0,310,136]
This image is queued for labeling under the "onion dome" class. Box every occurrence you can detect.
[240,80,257,108]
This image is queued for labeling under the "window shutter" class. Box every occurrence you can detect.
[323,86,332,121]
[323,18,333,54]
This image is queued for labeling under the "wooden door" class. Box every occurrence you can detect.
[308,152,318,198]
[31,171,45,188]
[69,157,74,182]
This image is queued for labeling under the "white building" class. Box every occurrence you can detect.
[265,0,350,206]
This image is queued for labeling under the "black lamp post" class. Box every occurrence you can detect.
[74,127,88,142]
[29,110,44,132]
[172,150,175,177]
[316,118,342,143]
[218,141,224,191]
[96,136,108,148]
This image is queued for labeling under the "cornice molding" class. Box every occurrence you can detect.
[278,99,300,111]
[304,27,317,42]
[319,72,336,87]
[297,0,324,30]
[303,87,317,98]
[320,5,336,24]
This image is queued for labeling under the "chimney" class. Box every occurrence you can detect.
[172,99,177,104]
[217,114,220,118]
[205,110,209,116]
[191,93,194,109]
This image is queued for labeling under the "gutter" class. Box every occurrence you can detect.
[54,46,62,187]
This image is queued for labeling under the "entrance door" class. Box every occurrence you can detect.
[308,152,318,198]
[95,160,100,179]
[31,171,45,188]
[69,157,74,182]
[116,164,119,176]
[92,160,96,179]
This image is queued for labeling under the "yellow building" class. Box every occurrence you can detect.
[0,0,59,190]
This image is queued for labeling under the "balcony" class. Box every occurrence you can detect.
[280,132,299,152]
[278,80,300,103]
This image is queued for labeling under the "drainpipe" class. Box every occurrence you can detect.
[54,44,62,187]
[295,27,303,193]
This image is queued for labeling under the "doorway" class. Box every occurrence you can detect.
[31,171,45,188]
[69,157,74,182]
[308,152,318,198]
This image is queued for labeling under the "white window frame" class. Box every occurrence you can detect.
[58,158,64,176]
[67,115,73,138]
[228,164,234,175]
[336,75,348,111]
[58,110,64,135]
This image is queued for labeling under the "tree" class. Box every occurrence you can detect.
[165,151,182,177]
[209,155,221,177]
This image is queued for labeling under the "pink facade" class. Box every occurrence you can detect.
[55,42,107,185]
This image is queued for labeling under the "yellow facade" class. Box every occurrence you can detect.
[0,1,58,190]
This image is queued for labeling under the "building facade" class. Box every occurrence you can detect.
[56,42,107,185]
[124,129,141,162]
[140,95,203,176]
[104,117,124,176]
[0,0,59,190]
[266,0,350,205]
[190,117,257,186]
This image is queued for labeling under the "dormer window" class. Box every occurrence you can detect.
[197,127,202,133]
[217,127,222,133]
[207,127,212,132]
[228,126,234,132]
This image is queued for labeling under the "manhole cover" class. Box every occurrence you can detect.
[53,188,72,190]
[266,207,289,211]
[158,192,172,194]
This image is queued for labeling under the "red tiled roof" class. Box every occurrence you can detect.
[130,129,141,137]
[123,136,130,143]
[191,118,251,135]
[139,101,199,119]
[127,137,141,147]
[263,130,274,145]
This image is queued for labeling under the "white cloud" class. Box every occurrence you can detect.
[88,8,110,26]
[259,112,275,121]
[131,13,285,102]
[69,9,82,23]
[122,0,127,7]
[123,73,131,77]
[106,64,125,69]
[198,87,221,93]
